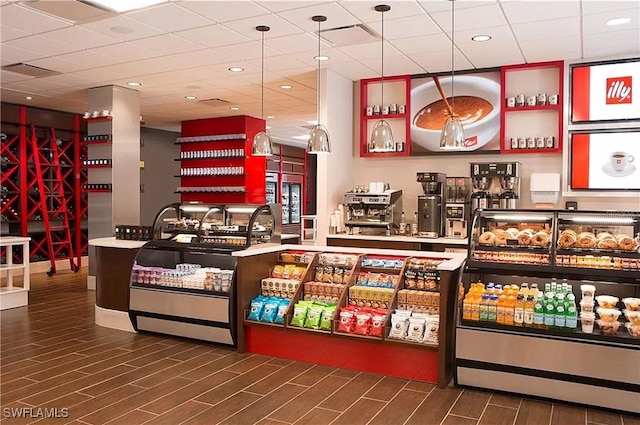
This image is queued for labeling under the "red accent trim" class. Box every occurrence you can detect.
[570,133,591,189]
[246,326,438,382]
[19,106,28,237]
[572,66,591,122]
[74,114,82,267]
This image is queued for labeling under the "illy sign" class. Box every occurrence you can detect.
[606,76,632,104]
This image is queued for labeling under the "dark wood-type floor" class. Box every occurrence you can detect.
[1,269,639,425]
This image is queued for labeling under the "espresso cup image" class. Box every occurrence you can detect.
[410,76,500,152]
[610,151,634,171]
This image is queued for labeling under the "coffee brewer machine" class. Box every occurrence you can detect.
[344,190,402,236]
[416,172,446,238]
[470,162,521,211]
[444,177,472,239]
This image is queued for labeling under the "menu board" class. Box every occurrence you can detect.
[571,58,640,123]
[570,130,640,190]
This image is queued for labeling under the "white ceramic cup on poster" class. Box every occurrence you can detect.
[410,75,500,152]
[610,151,634,171]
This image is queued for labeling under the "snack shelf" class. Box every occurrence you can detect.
[383,331,439,351]
[175,134,246,144]
[82,116,112,122]
[131,282,231,298]
[81,139,112,145]
[505,104,561,112]
[362,112,408,120]
[360,266,404,274]
[83,164,111,169]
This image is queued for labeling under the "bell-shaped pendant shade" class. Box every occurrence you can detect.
[439,115,465,150]
[252,130,273,156]
[370,119,395,152]
[307,124,331,153]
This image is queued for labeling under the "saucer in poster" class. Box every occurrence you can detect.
[602,163,636,177]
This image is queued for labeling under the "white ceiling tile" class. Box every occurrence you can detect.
[27,56,88,74]
[214,41,281,60]
[511,16,581,42]
[339,1,427,23]
[359,54,427,76]
[126,3,213,33]
[178,1,270,23]
[245,54,310,72]
[175,24,251,48]
[0,4,72,34]
[5,35,78,56]
[583,28,640,58]
[464,45,524,68]
[68,68,124,84]
[103,56,193,77]
[222,14,305,40]
[583,8,639,35]
[0,70,33,84]
[454,25,515,48]
[582,0,640,15]
[277,3,360,32]
[520,40,582,63]
[326,60,377,81]
[255,1,332,13]
[410,49,474,73]
[37,73,94,88]
[500,1,579,24]
[366,14,442,40]
[430,4,507,32]
[418,0,498,13]
[92,42,163,62]
[265,33,320,54]
[0,44,43,64]
[3,78,67,92]
[42,26,120,50]
[1,25,29,41]
[339,40,402,61]
[57,50,123,69]
[171,48,237,67]
[130,34,205,55]
[290,46,354,66]
[390,33,452,55]
[81,15,164,41]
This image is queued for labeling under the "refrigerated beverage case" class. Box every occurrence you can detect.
[488,295,498,322]
[566,294,578,329]
[533,292,545,327]
[555,293,566,327]
[544,293,556,327]
[514,294,525,326]
[524,295,535,325]
[504,296,515,325]
[479,294,490,321]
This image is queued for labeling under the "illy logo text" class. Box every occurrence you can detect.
[606,76,632,104]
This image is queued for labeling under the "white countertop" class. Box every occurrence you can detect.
[281,234,299,240]
[89,237,147,249]
[0,236,31,245]
[327,234,468,246]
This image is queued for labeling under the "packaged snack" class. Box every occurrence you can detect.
[323,266,334,283]
[370,311,386,337]
[260,298,279,323]
[282,264,296,279]
[406,317,425,342]
[281,252,295,262]
[338,308,356,333]
[305,304,324,329]
[320,305,336,331]
[340,269,350,284]
[248,296,266,321]
[423,315,439,344]
[315,265,325,282]
[368,273,380,288]
[357,273,368,286]
[362,257,373,267]
[405,270,417,289]
[354,312,372,335]
[372,258,385,267]
[274,299,290,324]
[272,265,284,279]
[388,314,408,339]
[290,302,310,327]
[416,271,426,290]
[291,266,306,281]
[394,259,404,269]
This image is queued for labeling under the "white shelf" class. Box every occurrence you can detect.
[0,264,26,271]
[0,237,31,310]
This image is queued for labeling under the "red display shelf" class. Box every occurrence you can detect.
[82,116,112,122]
[174,174,243,178]
[360,75,412,157]
[500,60,564,154]
[174,157,243,162]
[81,139,112,145]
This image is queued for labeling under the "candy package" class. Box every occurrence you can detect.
[248,296,266,321]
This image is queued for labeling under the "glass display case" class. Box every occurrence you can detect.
[151,203,280,250]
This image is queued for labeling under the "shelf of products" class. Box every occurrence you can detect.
[359,75,411,157]
[456,208,640,414]
[500,61,564,154]
[82,134,112,144]
[178,116,266,204]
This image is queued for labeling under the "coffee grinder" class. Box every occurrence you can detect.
[444,177,472,239]
[470,162,521,211]
[416,172,446,238]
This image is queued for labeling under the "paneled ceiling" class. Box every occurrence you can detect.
[1,0,639,146]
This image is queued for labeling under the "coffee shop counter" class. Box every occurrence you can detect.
[327,234,468,253]
[89,237,147,332]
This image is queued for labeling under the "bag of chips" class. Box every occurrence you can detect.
[338,308,356,333]
[388,314,408,339]
[320,305,336,331]
[304,304,324,330]
[271,265,284,279]
[248,296,266,321]
[423,315,439,344]
[369,311,386,337]
[290,301,312,327]
[354,312,372,335]
[260,298,279,323]
[406,317,426,342]
[274,299,290,324]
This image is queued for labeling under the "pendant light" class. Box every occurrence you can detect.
[370,4,395,153]
[252,25,273,156]
[307,15,331,154]
[439,0,465,150]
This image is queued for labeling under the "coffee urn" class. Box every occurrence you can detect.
[416,172,446,238]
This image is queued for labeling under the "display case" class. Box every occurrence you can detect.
[456,209,640,414]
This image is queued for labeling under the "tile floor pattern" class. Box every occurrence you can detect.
[1,269,639,425]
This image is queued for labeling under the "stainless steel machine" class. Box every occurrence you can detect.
[470,162,521,211]
[444,177,472,239]
[416,172,446,238]
[344,190,402,236]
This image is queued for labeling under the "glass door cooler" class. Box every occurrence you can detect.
[266,173,278,205]
[282,174,303,227]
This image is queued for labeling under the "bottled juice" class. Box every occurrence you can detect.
[504,296,515,325]
[519,283,529,297]
[488,295,498,322]
[470,293,480,321]
[523,295,535,325]
[514,294,525,326]
[462,294,472,320]
[565,294,578,329]
[555,293,566,327]
[530,284,539,299]
[479,294,490,321]
[496,295,506,324]
[544,293,556,327]
[533,291,545,327]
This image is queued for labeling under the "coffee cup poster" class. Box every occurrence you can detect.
[410,70,501,155]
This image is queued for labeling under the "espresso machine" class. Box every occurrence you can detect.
[470,162,521,211]
[344,190,403,236]
[444,177,472,239]
[416,172,446,238]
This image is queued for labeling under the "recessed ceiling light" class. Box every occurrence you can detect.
[314,55,330,61]
[280,84,293,89]
[185,96,197,100]
[25,96,33,100]
[87,0,168,13]
[127,82,141,87]
[606,17,631,26]
[228,67,244,72]
[230,106,240,111]
[472,35,491,42]
[110,26,135,34]
[266,115,275,119]
[292,135,311,140]
[307,120,318,125]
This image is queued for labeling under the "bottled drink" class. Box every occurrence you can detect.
[555,293,566,327]
[544,293,556,327]
[497,295,506,324]
[504,295,515,325]
[399,212,407,236]
[533,292,545,327]
[565,294,578,329]
[519,283,529,297]
[411,212,419,236]
[479,294,490,321]
[514,294,525,326]
[470,293,480,321]
[488,295,498,322]
[530,284,539,299]
[524,295,535,326]
[462,293,472,320]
